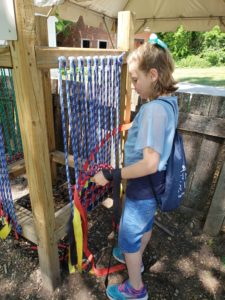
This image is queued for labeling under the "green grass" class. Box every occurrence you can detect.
[174,66,225,87]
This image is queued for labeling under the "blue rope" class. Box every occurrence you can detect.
[58,56,74,215]
[106,56,113,165]
[86,57,95,165]
[58,54,124,212]
[115,55,123,168]
[93,56,99,164]
[77,57,87,164]
[100,56,107,163]
[68,57,80,190]
[0,124,21,234]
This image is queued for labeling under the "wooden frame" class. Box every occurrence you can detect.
[0,46,12,68]
[0,0,135,291]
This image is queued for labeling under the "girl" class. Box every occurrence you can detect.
[93,33,178,300]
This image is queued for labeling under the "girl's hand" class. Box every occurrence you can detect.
[92,171,109,186]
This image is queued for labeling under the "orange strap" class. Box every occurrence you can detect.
[71,123,131,276]
[73,188,125,276]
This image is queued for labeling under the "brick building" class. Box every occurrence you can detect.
[57,16,116,49]
[57,16,150,49]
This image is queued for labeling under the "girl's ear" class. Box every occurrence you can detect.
[149,68,158,82]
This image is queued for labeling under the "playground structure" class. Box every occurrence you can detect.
[0,0,134,291]
[0,0,225,292]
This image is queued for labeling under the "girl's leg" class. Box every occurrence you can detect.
[124,230,152,290]
[140,230,152,255]
[124,251,143,290]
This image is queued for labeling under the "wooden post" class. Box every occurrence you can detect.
[35,16,57,182]
[203,161,225,236]
[117,11,135,125]
[117,11,135,167]
[9,0,60,291]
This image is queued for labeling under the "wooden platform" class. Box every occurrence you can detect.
[16,202,71,245]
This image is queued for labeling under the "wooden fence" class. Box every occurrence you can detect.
[176,92,225,235]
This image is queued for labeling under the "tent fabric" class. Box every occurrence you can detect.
[34,0,225,32]
[34,0,64,6]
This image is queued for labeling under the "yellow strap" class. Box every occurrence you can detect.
[68,247,76,274]
[0,218,11,240]
[72,205,83,272]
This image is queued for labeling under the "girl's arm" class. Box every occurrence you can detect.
[93,147,160,186]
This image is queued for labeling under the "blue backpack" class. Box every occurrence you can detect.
[150,100,187,212]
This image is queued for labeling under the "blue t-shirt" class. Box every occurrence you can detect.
[124,96,179,200]
[124,96,178,171]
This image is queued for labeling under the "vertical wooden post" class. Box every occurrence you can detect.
[203,161,225,236]
[35,16,57,182]
[9,0,60,290]
[117,11,135,167]
[117,11,135,125]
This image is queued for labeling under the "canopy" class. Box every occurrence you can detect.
[34,0,225,33]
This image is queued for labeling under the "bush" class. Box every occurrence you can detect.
[161,25,225,67]
[202,48,225,66]
[202,26,225,51]
[176,55,211,68]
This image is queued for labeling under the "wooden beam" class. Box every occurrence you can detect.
[0,46,12,68]
[9,0,60,291]
[35,46,127,69]
[203,161,225,236]
[51,150,74,168]
[117,11,135,125]
[55,203,71,241]
[117,11,135,165]
[178,112,225,138]
[35,16,57,182]
[8,159,26,178]
[16,204,37,244]
[16,202,71,244]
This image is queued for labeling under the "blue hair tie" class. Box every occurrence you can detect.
[148,33,167,49]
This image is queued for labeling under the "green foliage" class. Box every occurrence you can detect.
[55,12,73,37]
[202,48,225,66]
[160,25,225,67]
[176,55,211,68]
[202,26,225,51]
[159,27,192,60]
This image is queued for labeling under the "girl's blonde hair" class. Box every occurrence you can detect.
[127,42,178,99]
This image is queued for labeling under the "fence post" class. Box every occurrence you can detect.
[9,0,60,291]
[204,161,225,236]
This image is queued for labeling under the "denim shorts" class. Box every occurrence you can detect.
[118,196,157,253]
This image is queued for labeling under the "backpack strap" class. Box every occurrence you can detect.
[157,98,178,128]
[149,98,177,205]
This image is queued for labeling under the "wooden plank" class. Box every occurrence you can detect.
[176,92,191,113]
[178,112,225,138]
[207,95,225,118]
[180,132,203,206]
[117,11,135,165]
[203,162,225,235]
[35,16,57,182]
[0,46,12,68]
[8,159,26,178]
[35,46,127,69]
[183,94,225,213]
[9,0,60,291]
[188,94,212,115]
[55,203,71,241]
[15,204,37,244]
[118,11,135,124]
[223,218,225,232]
[186,138,221,211]
[51,150,75,168]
